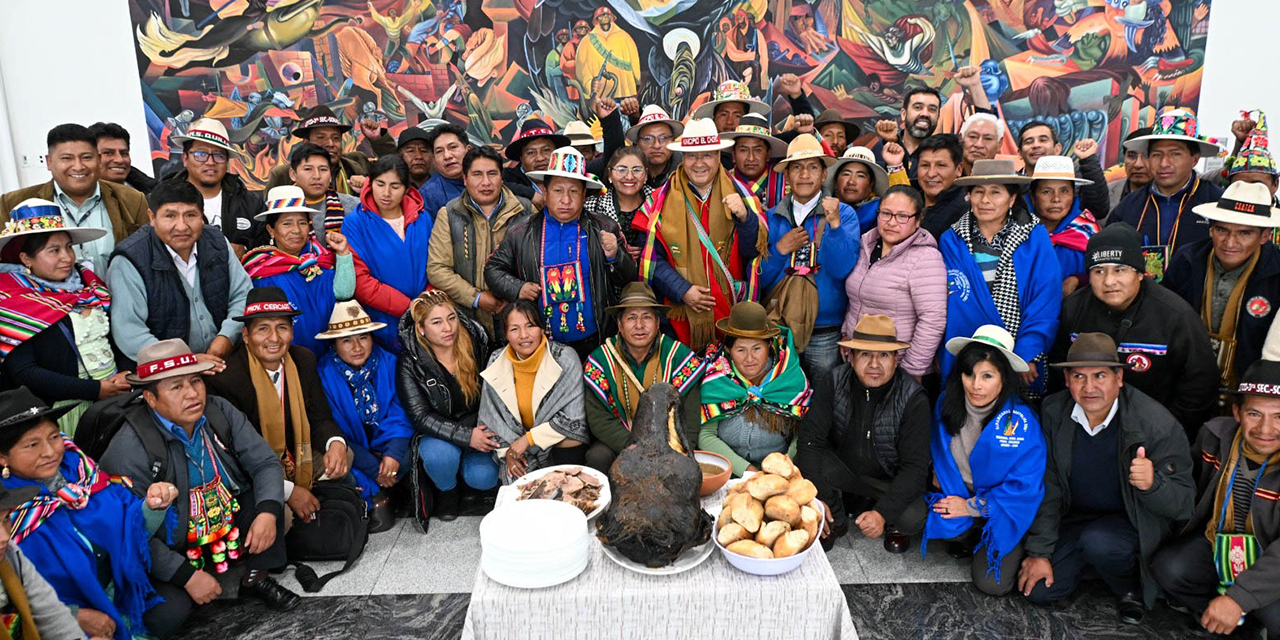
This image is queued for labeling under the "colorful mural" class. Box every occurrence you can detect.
[128,0,1216,187]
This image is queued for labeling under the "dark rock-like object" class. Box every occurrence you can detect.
[596,383,712,567]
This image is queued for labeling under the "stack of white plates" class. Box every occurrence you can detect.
[480,499,590,589]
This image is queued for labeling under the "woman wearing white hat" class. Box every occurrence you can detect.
[242,185,357,355]
[0,199,126,432]
[315,300,413,533]
[923,324,1046,597]
[828,145,891,233]
[1026,155,1102,296]
[632,118,769,350]
[938,159,1062,395]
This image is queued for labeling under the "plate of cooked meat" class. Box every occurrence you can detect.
[514,465,611,521]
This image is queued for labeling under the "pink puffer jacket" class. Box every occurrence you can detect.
[842,227,948,376]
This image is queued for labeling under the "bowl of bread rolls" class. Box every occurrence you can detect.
[712,452,824,576]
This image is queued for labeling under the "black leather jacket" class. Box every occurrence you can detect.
[395,307,493,447]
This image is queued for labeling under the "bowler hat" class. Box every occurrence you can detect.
[715,301,780,340]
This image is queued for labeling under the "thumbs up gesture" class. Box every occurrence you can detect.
[1129,446,1154,491]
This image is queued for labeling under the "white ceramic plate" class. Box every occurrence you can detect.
[513,464,612,520]
[601,538,715,576]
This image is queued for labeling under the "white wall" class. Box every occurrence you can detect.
[0,0,151,192]
[0,0,1271,193]
[1198,0,1280,142]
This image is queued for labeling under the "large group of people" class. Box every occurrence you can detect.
[0,72,1277,638]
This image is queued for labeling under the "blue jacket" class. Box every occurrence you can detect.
[938,219,1062,382]
[760,197,861,329]
[253,268,337,356]
[342,202,432,350]
[854,198,880,235]
[418,172,464,226]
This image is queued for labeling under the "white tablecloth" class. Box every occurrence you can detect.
[462,482,859,640]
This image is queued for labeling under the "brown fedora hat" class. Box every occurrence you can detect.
[715,301,780,340]
[605,282,670,316]
[838,314,910,352]
[954,158,1032,187]
[1049,332,1133,369]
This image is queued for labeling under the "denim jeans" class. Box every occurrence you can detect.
[417,435,499,491]
[801,329,842,380]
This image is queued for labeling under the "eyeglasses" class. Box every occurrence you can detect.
[188,150,228,164]
[611,166,646,177]
[638,135,672,145]
[877,210,918,223]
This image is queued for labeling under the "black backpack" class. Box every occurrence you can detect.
[74,391,234,483]
[285,480,369,592]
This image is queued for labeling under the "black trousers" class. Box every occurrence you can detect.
[1152,531,1280,634]
[143,580,192,639]
[1026,513,1141,604]
[806,447,926,535]
[236,493,289,571]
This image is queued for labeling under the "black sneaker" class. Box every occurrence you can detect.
[1118,592,1145,625]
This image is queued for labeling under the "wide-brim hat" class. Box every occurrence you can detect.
[721,113,787,157]
[292,105,352,138]
[1192,181,1280,228]
[1122,109,1222,157]
[692,81,770,121]
[254,185,320,222]
[838,314,910,351]
[526,146,605,190]
[1049,332,1133,369]
[232,286,303,323]
[954,159,1033,187]
[1028,155,1093,185]
[0,386,75,435]
[774,134,837,172]
[814,109,860,140]
[945,324,1029,373]
[125,338,216,385]
[1235,360,1280,398]
[0,199,108,262]
[625,105,685,144]
[315,300,387,340]
[506,118,571,162]
[827,146,889,195]
[563,120,600,147]
[171,117,242,156]
[667,118,732,153]
[605,282,670,316]
[715,301,780,340]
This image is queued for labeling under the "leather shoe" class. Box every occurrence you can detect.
[1117,592,1145,625]
[947,540,974,559]
[240,572,301,611]
[883,528,910,554]
[368,493,395,534]
[820,520,848,552]
[436,488,460,521]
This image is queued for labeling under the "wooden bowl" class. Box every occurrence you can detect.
[695,450,731,497]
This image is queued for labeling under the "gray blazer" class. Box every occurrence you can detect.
[99,395,285,586]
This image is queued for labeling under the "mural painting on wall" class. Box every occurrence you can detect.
[128,0,1216,187]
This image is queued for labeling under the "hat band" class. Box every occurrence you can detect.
[1032,171,1078,180]
[187,130,230,147]
[301,116,342,129]
[681,135,723,147]
[1217,197,1269,217]
[267,197,305,211]
[971,335,1012,351]
[0,407,49,429]
[3,215,66,236]
[639,114,670,125]
[1238,382,1280,396]
[850,330,900,344]
[735,125,770,137]
[1062,351,1120,365]
[137,353,200,380]
[10,205,62,222]
[715,92,750,102]
[520,127,554,140]
[243,301,295,316]
[327,316,372,332]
